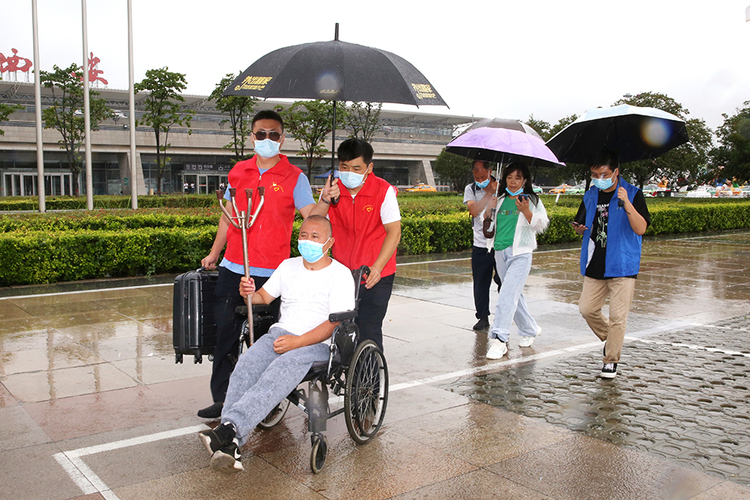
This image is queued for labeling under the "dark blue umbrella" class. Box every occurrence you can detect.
[546,105,690,164]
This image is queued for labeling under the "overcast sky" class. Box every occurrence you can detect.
[2,1,749,131]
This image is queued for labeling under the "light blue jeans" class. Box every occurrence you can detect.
[489,247,539,343]
[221,326,329,446]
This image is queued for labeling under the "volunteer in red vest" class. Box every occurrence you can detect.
[319,138,401,351]
[197,110,329,419]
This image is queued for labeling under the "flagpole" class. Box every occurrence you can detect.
[127,0,138,209]
[32,0,45,212]
[82,0,93,210]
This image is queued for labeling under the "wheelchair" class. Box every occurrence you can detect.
[235,266,389,473]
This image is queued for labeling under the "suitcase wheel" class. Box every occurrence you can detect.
[194,353,202,364]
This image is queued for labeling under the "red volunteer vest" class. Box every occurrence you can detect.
[328,174,397,277]
[225,154,302,270]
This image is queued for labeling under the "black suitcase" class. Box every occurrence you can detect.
[173,267,219,364]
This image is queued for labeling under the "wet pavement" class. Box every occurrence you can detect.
[1,230,750,499]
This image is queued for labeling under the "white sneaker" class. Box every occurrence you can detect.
[518,326,542,348]
[486,338,508,359]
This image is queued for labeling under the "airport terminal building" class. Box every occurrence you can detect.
[0,81,476,197]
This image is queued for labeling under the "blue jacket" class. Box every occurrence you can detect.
[580,178,642,277]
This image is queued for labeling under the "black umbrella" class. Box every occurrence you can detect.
[224,23,448,180]
[546,104,690,164]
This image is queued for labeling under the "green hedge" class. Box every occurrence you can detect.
[0,208,220,233]
[0,227,215,286]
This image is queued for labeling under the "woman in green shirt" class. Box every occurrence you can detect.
[484,162,549,359]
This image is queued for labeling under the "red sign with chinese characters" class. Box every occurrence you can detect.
[0,48,33,81]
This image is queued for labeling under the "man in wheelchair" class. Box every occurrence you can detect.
[199,215,355,472]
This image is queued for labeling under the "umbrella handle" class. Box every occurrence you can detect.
[329,171,339,205]
[482,208,496,239]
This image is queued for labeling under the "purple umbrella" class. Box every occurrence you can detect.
[446,119,564,169]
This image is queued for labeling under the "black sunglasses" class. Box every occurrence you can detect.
[253,131,282,141]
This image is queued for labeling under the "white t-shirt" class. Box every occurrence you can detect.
[463,183,491,248]
[261,257,355,340]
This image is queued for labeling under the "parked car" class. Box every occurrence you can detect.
[549,184,573,194]
[566,184,586,195]
[532,184,543,194]
[405,183,437,193]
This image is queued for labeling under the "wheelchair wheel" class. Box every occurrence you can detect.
[310,434,327,474]
[344,340,388,444]
[257,399,290,429]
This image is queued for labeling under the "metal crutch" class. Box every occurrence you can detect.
[216,186,265,345]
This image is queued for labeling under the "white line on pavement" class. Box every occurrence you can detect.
[389,341,602,392]
[56,425,207,500]
[0,283,170,301]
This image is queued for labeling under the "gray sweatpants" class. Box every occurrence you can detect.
[221,326,329,446]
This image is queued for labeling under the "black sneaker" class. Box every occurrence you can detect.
[473,317,490,331]
[601,362,618,379]
[210,442,243,473]
[197,402,223,419]
[199,422,236,455]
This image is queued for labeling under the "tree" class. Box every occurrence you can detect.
[0,102,24,136]
[277,100,341,179]
[612,92,712,189]
[345,101,382,142]
[710,101,750,183]
[525,114,552,141]
[210,73,256,163]
[544,114,580,186]
[135,67,194,194]
[524,115,554,184]
[434,148,472,191]
[40,63,112,196]
[548,114,578,139]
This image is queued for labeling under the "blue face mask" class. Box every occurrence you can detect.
[297,238,330,263]
[339,171,366,189]
[475,178,490,189]
[592,177,615,190]
[506,187,524,197]
[254,138,281,158]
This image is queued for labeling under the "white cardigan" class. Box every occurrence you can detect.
[486,195,549,256]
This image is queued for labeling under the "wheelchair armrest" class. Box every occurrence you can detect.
[329,310,358,323]
[235,303,271,316]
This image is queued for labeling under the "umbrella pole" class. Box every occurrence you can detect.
[329,99,339,204]
[483,157,503,239]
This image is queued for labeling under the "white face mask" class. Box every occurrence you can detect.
[339,171,366,189]
[254,138,281,158]
[297,238,330,263]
